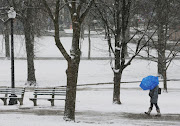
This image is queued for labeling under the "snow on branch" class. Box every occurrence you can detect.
[113,68,120,73]
[0,18,4,22]
[73,13,77,16]
[115,46,121,51]
[80,0,94,23]
[110,63,120,73]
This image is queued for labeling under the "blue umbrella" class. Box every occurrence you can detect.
[140,75,159,90]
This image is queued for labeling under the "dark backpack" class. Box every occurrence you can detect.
[158,88,161,94]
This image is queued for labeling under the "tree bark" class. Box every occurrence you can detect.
[23,6,36,85]
[113,32,121,103]
[156,0,167,91]
[64,23,81,121]
[163,69,167,92]
[113,71,122,104]
[64,10,81,120]
[24,21,36,85]
[113,0,128,104]
[64,59,80,121]
[88,24,91,59]
[157,23,165,76]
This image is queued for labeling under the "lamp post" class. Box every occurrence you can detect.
[8,7,17,105]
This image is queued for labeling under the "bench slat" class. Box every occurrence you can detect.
[30,98,65,100]
[0,87,25,105]
[0,91,25,93]
[29,88,66,106]
[0,89,25,91]
[0,88,24,90]
[34,91,66,93]
[34,92,66,94]
[34,89,66,91]
[0,93,24,95]
[0,97,22,99]
[33,92,66,94]
[0,91,24,93]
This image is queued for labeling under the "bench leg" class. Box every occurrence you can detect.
[0,98,7,105]
[48,99,54,106]
[18,98,23,105]
[51,99,54,106]
[30,99,37,106]
[33,99,37,106]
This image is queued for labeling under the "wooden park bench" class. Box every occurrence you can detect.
[29,87,66,106]
[0,87,25,105]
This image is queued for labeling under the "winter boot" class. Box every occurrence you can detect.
[145,108,152,115]
[156,109,161,116]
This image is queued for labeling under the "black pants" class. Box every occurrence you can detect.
[150,103,159,110]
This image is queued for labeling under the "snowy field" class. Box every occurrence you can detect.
[0,34,163,58]
[0,35,180,126]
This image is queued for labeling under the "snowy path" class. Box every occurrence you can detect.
[0,110,179,126]
[0,87,179,126]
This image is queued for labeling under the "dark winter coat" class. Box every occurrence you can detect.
[149,85,159,104]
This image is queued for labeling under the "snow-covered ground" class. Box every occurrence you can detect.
[0,35,111,58]
[1,34,161,58]
[0,35,180,126]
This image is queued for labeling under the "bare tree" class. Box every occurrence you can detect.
[147,0,180,91]
[131,0,180,92]
[10,0,42,85]
[42,0,94,121]
[95,0,156,104]
[0,19,10,58]
[0,1,10,58]
[84,13,96,59]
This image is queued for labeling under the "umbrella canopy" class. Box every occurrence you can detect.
[140,75,159,90]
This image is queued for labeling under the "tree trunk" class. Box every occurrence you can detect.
[113,71,122,104]
[42,0,94,121]
[64,17,81,121]
[162,69,167,92]
[113,0,128,104]
[64,60,80,121]
[157,23,165,76]
[4,23,10,58]
[157,0,166,77]
[113,32,121,104]
[23,6,36,85]
[161,55,167,91]
[124,26,130,57]
[24,21,36,85]
[88,24,91,59]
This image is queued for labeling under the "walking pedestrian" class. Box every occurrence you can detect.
[145,85,161,116]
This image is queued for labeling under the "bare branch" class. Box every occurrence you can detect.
[42,0,54,20]
[124,29,157,68]
[80,0,94,24]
